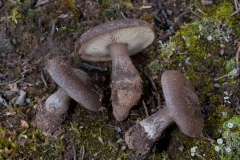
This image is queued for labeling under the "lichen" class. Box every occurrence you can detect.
[143,1,239,159]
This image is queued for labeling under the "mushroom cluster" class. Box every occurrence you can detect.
[36,18,154,134]
[35,19,204,154]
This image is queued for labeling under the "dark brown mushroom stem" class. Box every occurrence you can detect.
[46,57,102,112]
[125,70,203,155]
[108,43,142,121]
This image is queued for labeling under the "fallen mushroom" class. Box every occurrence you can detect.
[125,70,203,155]
[75,19,155,121]
[46,57,102,112]
[35,57,102,135]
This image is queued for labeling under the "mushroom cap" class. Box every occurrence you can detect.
[75,18,155,61]
[161,70,203,137]
[46,58,102,112]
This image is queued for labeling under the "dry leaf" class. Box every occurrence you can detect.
[8,83,19,91]
[21,120,29,128]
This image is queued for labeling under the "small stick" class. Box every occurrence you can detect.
[0,78,23,86]
[236,50,239,70]
[230,0,240,16]
[71,142,77,160]
[80,144,85,160]
[235,97,240,114]
[214,72,239,81]
[108,141,118,151]
[144,70,162,108]
[142,100,149,117]
[120,12,126,19]
[215,46,240,81]
[41,70,48,88]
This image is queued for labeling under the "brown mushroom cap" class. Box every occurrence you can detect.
[161,70,203,137]
[46,57,102,112]
[75,18,155,61]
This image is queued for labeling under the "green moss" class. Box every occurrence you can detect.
[151,1,240,159]
[205,105,234,138]
[66,107,120,159]
[60,0,80,16]
[212,1,235,26]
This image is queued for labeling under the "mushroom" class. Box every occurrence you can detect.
[75,19,155,121]
[124,70,203,155]
[46,57,102,112]
[35,57,102,135]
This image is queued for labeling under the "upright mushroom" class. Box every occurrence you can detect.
[125,70,203,155]
[35,57,102,135]
[75,19,155,121]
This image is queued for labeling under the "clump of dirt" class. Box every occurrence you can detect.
[34,97,66,137]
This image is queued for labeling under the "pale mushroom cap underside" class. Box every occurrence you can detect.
[75,19,155,61]
[161,70,204,137]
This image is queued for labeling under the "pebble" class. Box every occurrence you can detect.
[213,83,221,88]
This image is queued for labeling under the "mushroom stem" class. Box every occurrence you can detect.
[125,107,173,154]
[45,88,70,115]
[107,43,142,121]
[139,107,173,140]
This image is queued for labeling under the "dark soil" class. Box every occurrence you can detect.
[0,0,239,159]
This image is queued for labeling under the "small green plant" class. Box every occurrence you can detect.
[214,116,240,159]
[8,8,22,24]
[147,59,163,75]
[225,59,236,73]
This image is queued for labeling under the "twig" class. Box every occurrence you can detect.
[41,70,48,88]
[0,78,23,86]
[235,97,240,114]
[234,0,239,9]
[195,153,206,160]
[80,144,85,160]
[215,47,240,81]
[236,50,239,70]
[71,142,77,160]
[144,70,162,108]
[108,140,118,152]
[214,72,239,81]
[142,100,149,117]
[120,12,126,19]
[230,0,240,16]
[35,0,49,7]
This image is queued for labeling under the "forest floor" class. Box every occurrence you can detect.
[0,0,240,159]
